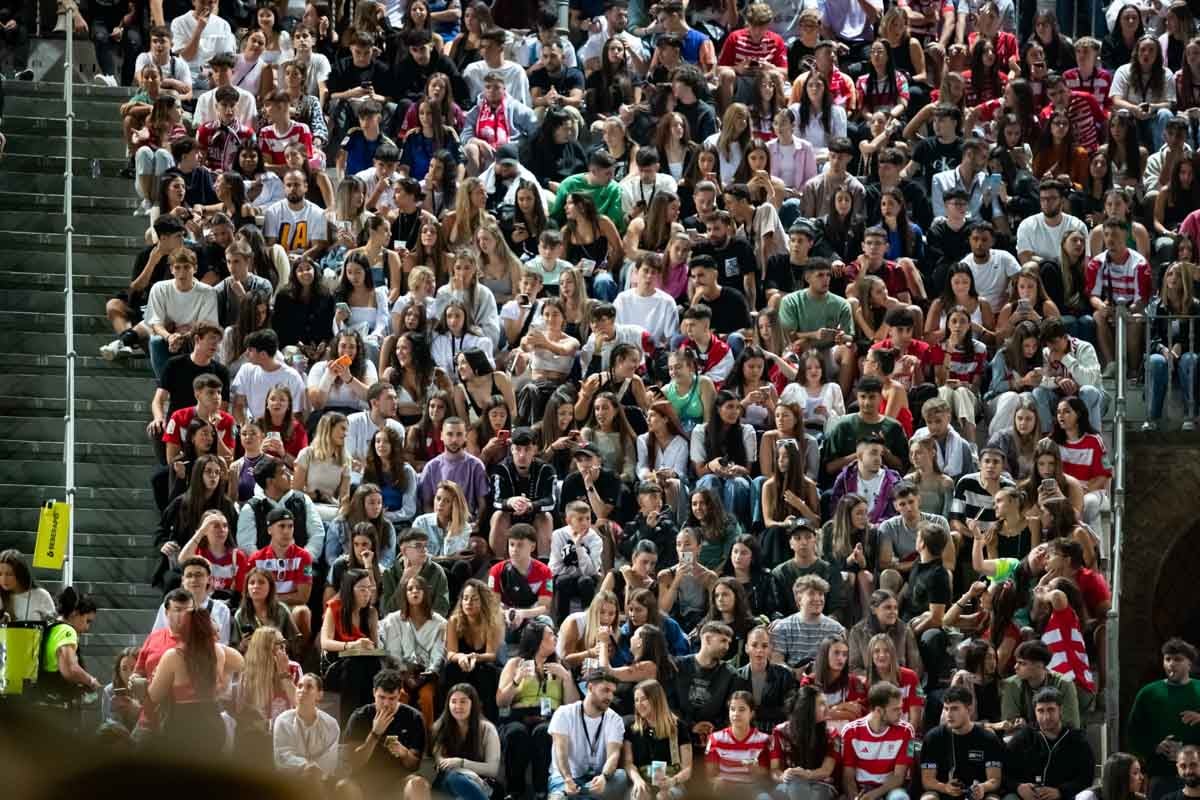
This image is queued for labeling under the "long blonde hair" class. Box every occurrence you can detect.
[449,177,490,246]
[866,631,900,685]
[1163,261,1196,312]
[475,220,524,294]
[583,590,619,651]
[716,102,752,161]
[241,626,285,719]
[558,266,592,340]
[434,480,469,538]
[631,679,678,741]
[310,412,351,465]
[449,578,501,642]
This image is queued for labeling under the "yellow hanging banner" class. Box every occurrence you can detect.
[33,501,69,571]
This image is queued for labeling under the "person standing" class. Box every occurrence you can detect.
[1130,639,1200,800]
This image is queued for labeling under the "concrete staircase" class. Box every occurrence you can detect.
[0,79,161,680]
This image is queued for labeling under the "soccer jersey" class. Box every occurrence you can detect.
[263,199,328,254]
[247,543,313,594]
[1064,66,1112,107]
[1057,434,1111,484]
[162,406,237,452]
[840,717,916,789]
[200,545,249,594]
[1085,248,1151,307]
[1043,606,1096,694]
[706,725,771,783]
[488,559,554,606]
[259,121,314,166]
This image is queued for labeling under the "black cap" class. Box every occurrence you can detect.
[496,143,520,166]
[572,442,601,458]
[266,506,295,525]
[510,426,535,446]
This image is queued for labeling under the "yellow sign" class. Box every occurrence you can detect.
[33,501,69,571]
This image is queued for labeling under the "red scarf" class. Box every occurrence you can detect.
[474,99,510,149]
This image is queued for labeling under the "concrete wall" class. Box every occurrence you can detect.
[1117,432,1200,738]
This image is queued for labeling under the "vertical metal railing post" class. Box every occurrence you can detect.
[63,6,77,587]
[1105,308,1128,759]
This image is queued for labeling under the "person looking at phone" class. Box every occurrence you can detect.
[328,32,396,144]
[919,684,1005,800]
[489,427,557,556]
[1003,686,1094,800]
[343,668,426,794]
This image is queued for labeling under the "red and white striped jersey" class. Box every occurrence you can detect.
[259,121,314,166]
[839,716,916,789]
[1058,434,1111,484]
[1043,606,1096,694]
[1085,248,1151,307]
[707,726,771,783]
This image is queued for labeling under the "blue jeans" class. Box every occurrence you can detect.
[433,770,491,800]
[148,335,172,380]
[775,780,838,800]
[1147,351,1198,419]
[1032,384,1105,433]
[696,473,753,520]
[1140,108,1176,152]
[1061,314,1097,347]
[590,269,619,302]
[549,769,630,799]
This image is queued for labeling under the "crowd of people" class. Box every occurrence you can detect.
[4,0,1200,797]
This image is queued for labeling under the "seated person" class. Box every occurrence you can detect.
[841,682,917,800]
[244,507,315,645]
[487,524,554,645]
[920,684,1005,800]
[1003,687,1095,800]
[830,434,903,525]
[342,668,426,795]
[675,621,737,746]
[549,502,605,624]
[770,575,847,679]
[1000,640,1082,731]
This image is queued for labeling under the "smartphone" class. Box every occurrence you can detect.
[266,431,282,442]
[578,258,596,277]
[334,354,353,368]
[1040,478,1058,493]
[335,301,352,317]
[112,688,130,697]
[517,293,530,306]
[681,551,695,566]
[498,428,511,441]
[1017,298,1032,312]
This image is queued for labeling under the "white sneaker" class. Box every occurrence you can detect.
[93,74,117,87]
[1184,420,1196,432]
[1102,363,1117,379]
[99,339,133,360]
[132,199,152,216]
[1141,420,1158,432]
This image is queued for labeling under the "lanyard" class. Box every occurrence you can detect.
[579,704,605,766]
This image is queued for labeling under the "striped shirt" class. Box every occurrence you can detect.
[706,726,771,782]
[855,72,910,114]
[1085,248,1151,307]
[769,613,846,668]
[1043,606,1096,694]
[949,472,1016,530]
[1058,434,1111,484]
[259,121,314,166]
[1064,66,1113,107]
[934,339,989,384]
[717,28,788,70]
[840,716,916,789]
[1038,92,1105,152]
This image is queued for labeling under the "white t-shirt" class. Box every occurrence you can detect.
[960,250,1021,309]
[264,199,329,253]
[613,289,679,346]
[345,411,406,464]
[232,362,307,419]
[462,60,531,107]
[1110,63,1177,104]
[1015,213,1089,262]
[145,280,219,329]
[133,52,193,89]
[547,701,625,782]
[170,12,237,78]
[192,85,258,127]
[354,167,403,212]
[752,202,788,262]
[294,52,332,97]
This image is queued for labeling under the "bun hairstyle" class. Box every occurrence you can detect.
[56,585,98,619]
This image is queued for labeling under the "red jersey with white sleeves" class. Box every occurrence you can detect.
[162,405,237,451]
[770,721,842,779]
[1085,247,1151,307]
[839,716,916,790]
[1057,433,1111,484]
[717,29,788,70]
[199,545,249,593]
[895,667,926,719]
[487,558,554,607]
[1042,606,1096,694]
[247,543,313,594]
[1065,66,1113,107]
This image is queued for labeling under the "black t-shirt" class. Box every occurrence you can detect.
[787,41,819,80]
[764,253,807,294]
[911,137,964,192]
[701,287,753,336]
[558,468,623,520]
[328,57,395,97]
[624,719,691,771]
[159,354,232,415]
[674,654,736,732]
[904,559,952,621]
[695,236,757,293]
[676,99,719,142]
[919,723,1004,797]
[529,66,586,96]
[342,702,426,792]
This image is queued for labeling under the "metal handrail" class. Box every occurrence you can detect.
[63,8,77,586]
[1105,307,1128,760]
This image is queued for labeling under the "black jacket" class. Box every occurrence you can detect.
[489,457,557,514]
[620,511,679,568]
[733,662,799,732]
[1003,725,1095,798]
[1147,297,1200,355]
[391,51,470,107]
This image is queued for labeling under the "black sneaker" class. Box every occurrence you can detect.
[119,328,142,349]
[118,165,136,179]
[15,69,34,81]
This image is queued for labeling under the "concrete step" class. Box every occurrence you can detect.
[9,331,130,357]
[0,171,136,197]
[0,417,153,447]
[0,460,153,491]
[0,506,160,535]
[1,153,136,181]
[0,249,137,279]
[0,352,155,377]
[30,555,158,585]
[3,79,134,102]
[0,311,112,334]
[0,483,156,511]
[0,230,143,257]
[40,580,162,611]
[1,288,111,316]
[0,439,157,466]
[0,395,150,419]
[0,529,157,558]
[3,134,130,159]
[1,115,124,137]
[4,374,157,403]
[88,608,159,636]
[4,210,148,237]
[0,191,139,216]
[3,95,131,122]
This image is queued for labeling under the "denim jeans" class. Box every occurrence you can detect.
[696,473,753,520]
[1061,314,1097,347]
[775,779,838,800]
[548,769,630,800]
[1139,108,1176,152]
[590,269,619,302]
[1146,351,1198,419]
[1032,384,1105,433]
[135,146,175,200]
[433,769,491,800]
[148,335,171,380]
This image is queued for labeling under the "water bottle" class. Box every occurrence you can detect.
[90,159,101,179]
